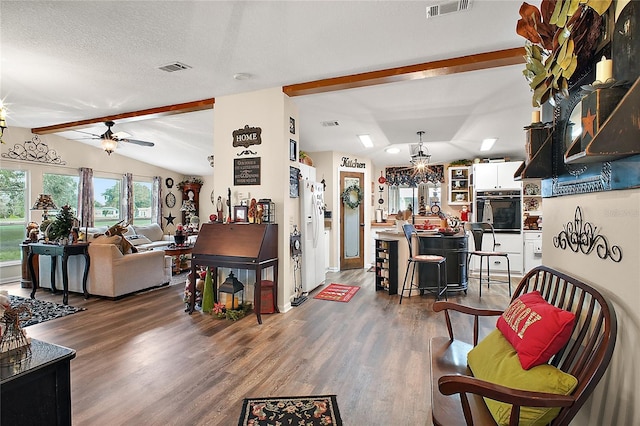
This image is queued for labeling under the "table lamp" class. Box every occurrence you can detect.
[31,194,58,221]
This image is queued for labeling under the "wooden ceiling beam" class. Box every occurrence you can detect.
[31,98,216,134]
[283,47,526,97]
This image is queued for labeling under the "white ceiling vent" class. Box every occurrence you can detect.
[158,62,192,72]
[426,0,472,19]
[321,120,340,127]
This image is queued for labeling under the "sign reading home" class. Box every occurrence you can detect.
[234,157,261,185]
[341,157,366,168]
[233,125,262,148]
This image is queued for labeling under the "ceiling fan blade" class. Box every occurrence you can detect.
[120,138,155,147]
[73,129,102,138]
[112,131,131,139]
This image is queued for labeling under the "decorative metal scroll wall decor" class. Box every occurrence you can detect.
[553,206,622,262]
[1,135,66,165]
[384,165,444,187]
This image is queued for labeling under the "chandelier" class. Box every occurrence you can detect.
[383,130,444,187]
[411,130,431,174]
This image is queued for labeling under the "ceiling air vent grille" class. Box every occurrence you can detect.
[426,0,472,19]
[158,62,192,72]
[321,121,340,127]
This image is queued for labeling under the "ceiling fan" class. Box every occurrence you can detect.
[75,121,155,155]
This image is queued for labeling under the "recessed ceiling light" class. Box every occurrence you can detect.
[358,134,373,148]
[233,73,252,80]
[385,147,400,154]
[480,138,497,151]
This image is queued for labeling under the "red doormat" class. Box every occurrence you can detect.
[313,283,360,302]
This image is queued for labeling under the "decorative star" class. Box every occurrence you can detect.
[581,108,597,139]
[164,212,176,225]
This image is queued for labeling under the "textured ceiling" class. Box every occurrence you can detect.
[0,0,535,175]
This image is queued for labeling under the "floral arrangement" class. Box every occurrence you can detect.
[517,0,612,106]
[178,177,203,190]
[212,302,253,321]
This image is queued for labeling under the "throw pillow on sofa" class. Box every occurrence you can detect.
[496,291,575,370]
[468,329,578,426]
[93,235,134,254]
[132,223,164,242]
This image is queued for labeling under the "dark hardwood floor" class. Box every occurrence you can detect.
[3,269,512,425]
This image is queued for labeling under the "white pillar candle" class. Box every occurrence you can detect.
[531,110,541,123]
[595,56,613,83]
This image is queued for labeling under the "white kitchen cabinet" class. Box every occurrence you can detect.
[473,162,523,190]
[448,166,471,205]
[468,231,523,275]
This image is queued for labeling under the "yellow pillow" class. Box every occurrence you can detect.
[467,329,578,426]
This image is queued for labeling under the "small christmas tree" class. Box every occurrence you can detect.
[46,205,75,242]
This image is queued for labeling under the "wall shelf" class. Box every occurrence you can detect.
[565,77,640,164]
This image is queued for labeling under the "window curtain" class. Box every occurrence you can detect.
[77,167,94,227]
[152,176,162,225]
[122,173,133,223]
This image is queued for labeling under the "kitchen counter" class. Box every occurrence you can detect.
[372,229,468,296]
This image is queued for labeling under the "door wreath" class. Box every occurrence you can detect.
[341,184,363,209]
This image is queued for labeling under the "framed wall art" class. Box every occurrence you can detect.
[290,139,297,161]
[289,166,299,198]
[234,206,248,222]
[289,117,295,134]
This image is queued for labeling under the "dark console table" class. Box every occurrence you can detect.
[417,234,468,293]
[28,242,90,304]
[187,223,279,324]
[1,339,76,426]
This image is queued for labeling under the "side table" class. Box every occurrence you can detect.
[28,242,90,304]
[164,245,194,275]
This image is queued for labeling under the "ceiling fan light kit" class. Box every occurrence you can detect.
[74,120,155,155]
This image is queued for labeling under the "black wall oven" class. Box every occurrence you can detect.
[475,190,522,233]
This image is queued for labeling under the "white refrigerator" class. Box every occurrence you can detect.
[300,180,327,293]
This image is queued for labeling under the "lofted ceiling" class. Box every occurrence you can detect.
[0,0,536,176]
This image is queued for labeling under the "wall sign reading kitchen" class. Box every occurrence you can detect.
[341,157,366,168]
[234,157,261,185]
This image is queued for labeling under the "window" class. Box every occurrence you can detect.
[94,177,121,226]
[43,173,80,216]
[133,180,152,225]
[0,168,27,262]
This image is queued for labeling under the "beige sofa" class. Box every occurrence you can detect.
[125,223,174,251]
[38,238,171,298]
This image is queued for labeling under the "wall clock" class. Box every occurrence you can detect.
[165,192,176,208]
[165,177,174,188]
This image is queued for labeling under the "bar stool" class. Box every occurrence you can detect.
[464,222,512,297]
[399,223,447,303]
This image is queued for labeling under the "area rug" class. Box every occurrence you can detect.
[8,295,86,328]
[313,283,360,303]
[238,395,342,426]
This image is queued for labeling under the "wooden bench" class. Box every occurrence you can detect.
[430,265,617,426]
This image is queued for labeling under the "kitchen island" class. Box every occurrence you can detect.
[374,228,468,297]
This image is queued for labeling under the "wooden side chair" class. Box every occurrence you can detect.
[399,223,447,303]
[464,222,511,297]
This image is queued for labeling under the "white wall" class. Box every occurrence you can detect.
[0,127,179,283]
[212,87,297,312]
[542,189,640,425]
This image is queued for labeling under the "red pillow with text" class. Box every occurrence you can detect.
[496,291,576,370]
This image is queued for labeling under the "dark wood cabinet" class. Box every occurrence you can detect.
[375,239,398,295]
[417,234,468,293]
[1,339,76,426]
[180,182,201,225]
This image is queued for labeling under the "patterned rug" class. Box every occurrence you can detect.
[8,295,86,327]
[238,395,342,426]
[313,283,360,303]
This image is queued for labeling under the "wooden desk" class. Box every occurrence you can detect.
[187,223,279,324]
[28,243,90,304]
[1,339,76,426]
